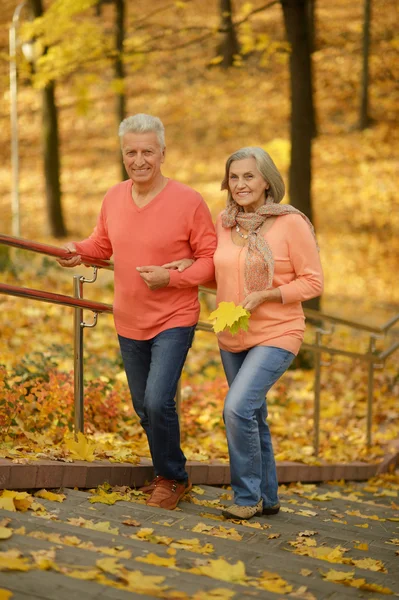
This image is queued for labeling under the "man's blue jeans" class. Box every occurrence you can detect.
[220,345,295,507]
[118,326,196,482]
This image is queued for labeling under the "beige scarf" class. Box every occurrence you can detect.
[222,196,318,294]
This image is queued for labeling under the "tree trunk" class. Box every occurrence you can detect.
[281,0,314,220]
[359,0,371,129]
[281,0,319,310]
[115,0,127,179]
[42,82,66,237]
[29,0,66,237]
[307,0,316,54]
[217,0,240,68]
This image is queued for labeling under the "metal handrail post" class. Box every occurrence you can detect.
[313,330,322,457]
[73,275,84,434]
[366,335,377,447]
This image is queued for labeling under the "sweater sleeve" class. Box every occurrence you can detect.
[73,201,113,259]
[278,215,324,304]
[168,199,217,289]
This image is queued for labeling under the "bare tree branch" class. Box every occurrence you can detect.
[235,1,280,27]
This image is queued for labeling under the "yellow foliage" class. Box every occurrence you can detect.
[135,552,176,567]
[0,528,12,540]
[96,557,123,575]
[64,432,96,462]
[191,558,247,583]
[121,570,167,593]
[34,490,66,503]
[192,590,236,600]
[0,550,32,572]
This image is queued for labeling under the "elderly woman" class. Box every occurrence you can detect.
[212,147,323,519]
[165,146,323,519]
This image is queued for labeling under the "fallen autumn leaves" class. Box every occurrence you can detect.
[0,474,398,598]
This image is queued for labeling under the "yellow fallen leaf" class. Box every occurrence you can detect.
[136,528,154,539]
[89,492,129,505]
[346,510,384,521]
[297,509,318,517]
[0,498,16,512]
[96,557,123,575]
[300,569,312,576]
[121,570,167,594]
[135,553,176,567]
[192,589,236,600]
[64,432,95,462]
[298,530,318,537]
[192,523,242,541]
[0,590,13,600]
[89,521,119,535]
[30,501,46,513]
[354,542,369,551]
[122,519,141,527]
[0,528,12,540]
[259,570,293,593]
[354,523,369,528]
[192,558,246,583]
[351,557,387,572]
[171,538,214,555]
[61,567,99,580]
[289,585,317,599]
[191,486,205,495]
[268,533,281,539]
[358,582,394,594]
[321,568,394,594]
[0,554,32,572]
[199,512,225,521]
[67,517,119,535]
[322,569,355,582]
[34,490,66,503]
[30,548,56,571]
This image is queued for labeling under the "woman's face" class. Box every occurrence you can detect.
[228,157,269,213]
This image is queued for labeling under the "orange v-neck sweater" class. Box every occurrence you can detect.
[214,212,323,355]
[74,179,217,340]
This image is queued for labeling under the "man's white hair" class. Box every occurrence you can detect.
[118,113,165,149]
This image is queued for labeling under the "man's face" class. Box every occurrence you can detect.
[121,132,165,185]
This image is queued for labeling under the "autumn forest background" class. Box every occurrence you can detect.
[0,0,398,465]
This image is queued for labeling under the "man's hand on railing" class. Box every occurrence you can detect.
[56,242,82,268]
[161,258,195,272]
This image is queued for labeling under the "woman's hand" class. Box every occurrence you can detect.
[56,243,82,268]
[242,288,282,311]
[161,258,195,272]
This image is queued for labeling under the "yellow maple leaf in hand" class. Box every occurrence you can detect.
[64,432,95,462]
[209,302,250,335]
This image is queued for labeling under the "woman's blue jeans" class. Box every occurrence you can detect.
[220,345,295,507]
[118,326,196,482]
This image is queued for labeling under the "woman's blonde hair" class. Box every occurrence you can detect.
[221,146,285,204]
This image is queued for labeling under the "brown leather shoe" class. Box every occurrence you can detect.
[146,478,192,510]
[138,476,161,494]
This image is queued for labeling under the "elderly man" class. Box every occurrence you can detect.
[58,114,216,509]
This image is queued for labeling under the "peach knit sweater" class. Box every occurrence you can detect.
[74,179,216,340]
[214,212,323,355]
